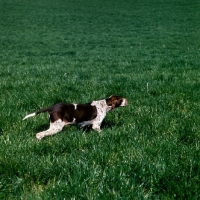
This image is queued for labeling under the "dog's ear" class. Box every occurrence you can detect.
[112,99,118,110]
[112,98,123,110]
[106,95,124,110]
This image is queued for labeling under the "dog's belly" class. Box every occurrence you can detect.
[78,119,95,127]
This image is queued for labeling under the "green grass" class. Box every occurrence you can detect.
[0,0,200,199]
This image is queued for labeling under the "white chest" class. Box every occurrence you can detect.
[79,100,111,127]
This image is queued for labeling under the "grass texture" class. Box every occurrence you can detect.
[0,0,200,199]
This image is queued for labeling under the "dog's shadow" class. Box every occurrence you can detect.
[101,121,114,129]
[0,128,3,136]
[34,124,49,133]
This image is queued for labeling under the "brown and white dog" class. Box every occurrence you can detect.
[23,95,128,140]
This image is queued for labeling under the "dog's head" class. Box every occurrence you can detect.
[106,95,128,109]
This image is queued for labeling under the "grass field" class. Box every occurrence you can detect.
[0,0,200,199]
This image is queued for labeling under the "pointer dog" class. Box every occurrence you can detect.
[23,95,128,140]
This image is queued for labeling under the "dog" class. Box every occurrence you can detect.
[23,95,128,140]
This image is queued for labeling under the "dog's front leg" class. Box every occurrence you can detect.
[92,123,101,133]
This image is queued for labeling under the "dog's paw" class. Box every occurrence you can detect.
[36,133,43,140]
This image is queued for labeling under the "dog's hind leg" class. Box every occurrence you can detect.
[36,119,66,140]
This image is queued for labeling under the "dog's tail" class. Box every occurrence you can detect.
[23,113,36,120]
[23,107,52,120]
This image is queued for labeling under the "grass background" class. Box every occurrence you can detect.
[0,0,200,199]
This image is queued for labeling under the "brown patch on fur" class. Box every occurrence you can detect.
[106,95,124,109]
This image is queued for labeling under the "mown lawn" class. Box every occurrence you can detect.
[0,0,200,199]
